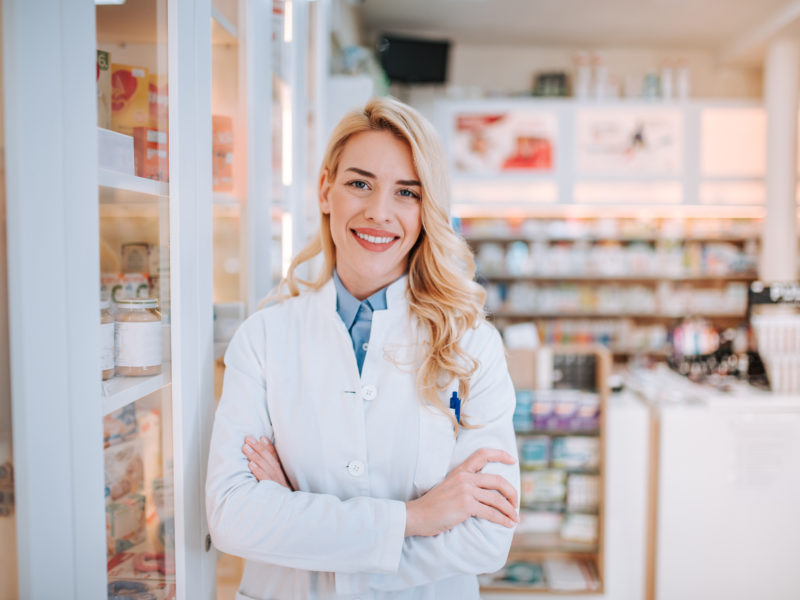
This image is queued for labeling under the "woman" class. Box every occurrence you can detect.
[206,97,520,599]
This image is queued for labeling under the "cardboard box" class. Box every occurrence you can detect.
[97,50,111,128]
[133,127,169,181]
[111,63,150,135]
[148,74,169,129]
[212,114,234,192]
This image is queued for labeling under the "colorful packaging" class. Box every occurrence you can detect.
[133,127,169,181]
[519,436,550,468]
[111,64,150,135]
[212,115,234,192]
[106,494,146,555]
[121,242,153,276]
[148,74,169,129]
[551,436,600,470]
[520,469,566,504]
[104,439,144,501]
[97,50,111,128]
[103,404,138,448]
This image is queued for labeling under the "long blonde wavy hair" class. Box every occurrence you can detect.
[276,97,486,432]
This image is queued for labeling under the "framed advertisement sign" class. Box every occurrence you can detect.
[453,110,557,174]
[576,108,683,176]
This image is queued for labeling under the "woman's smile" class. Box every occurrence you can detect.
[352,227,400,250]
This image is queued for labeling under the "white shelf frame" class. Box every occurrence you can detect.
[98,168,169,197]
[102,369,172,416]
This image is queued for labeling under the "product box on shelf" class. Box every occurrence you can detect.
[121,242,155,277]
[104,404,138,448]
[148,74,169,129]
[97,50,111,129]
[106,493,146,556]
[212,115,234,192]
[133,127,169,182]
[111,64,150,136]
[104,439,144,501]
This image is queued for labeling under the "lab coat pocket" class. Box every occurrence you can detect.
[413,405,457,496]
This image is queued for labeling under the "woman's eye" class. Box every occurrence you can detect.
[346,180,369,190]
[398,188,421,200]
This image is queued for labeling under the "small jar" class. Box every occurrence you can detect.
[115,298,162,377]
[101,299,115,380]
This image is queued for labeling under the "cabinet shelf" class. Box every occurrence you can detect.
[516,429,601,437]
[464,234,759,244]
[520,501,601,515]
[102,366,171,416]
[211,6,238,42]
[479,273,757,282]
[492,311,745,320]
[512,532,599,554]
[99,168,169,200]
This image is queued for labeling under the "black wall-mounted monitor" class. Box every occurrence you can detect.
[377,34,450,84]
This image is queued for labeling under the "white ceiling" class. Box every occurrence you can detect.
[359,0,798,60]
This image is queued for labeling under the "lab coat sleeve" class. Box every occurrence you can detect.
[336,325,520,593]
[205,313,406,573]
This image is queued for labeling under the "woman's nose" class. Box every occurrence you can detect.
[364,189,393,223]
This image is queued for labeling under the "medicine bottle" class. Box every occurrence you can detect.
[101,299,115,380]
[115,298,162,377]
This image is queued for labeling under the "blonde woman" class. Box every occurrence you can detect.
[206,97,520,600]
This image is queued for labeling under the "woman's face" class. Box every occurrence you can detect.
[320,129,423,300]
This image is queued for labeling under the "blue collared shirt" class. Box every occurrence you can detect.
[333,270,388,375]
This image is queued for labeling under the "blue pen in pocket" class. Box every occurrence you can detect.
[450,391,462,425]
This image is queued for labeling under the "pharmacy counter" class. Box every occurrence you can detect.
[627,365,800,600]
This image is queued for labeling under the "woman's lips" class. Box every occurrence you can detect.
[351,228,399,251]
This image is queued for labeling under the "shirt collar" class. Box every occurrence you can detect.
[333,269,389,330]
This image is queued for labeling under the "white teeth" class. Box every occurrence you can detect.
[355,231,395,244]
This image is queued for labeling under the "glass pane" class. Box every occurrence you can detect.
[273,0,288,285]
[211,4,247,596]
[97,1,175,596]
[0,1,19,595]
[211,2,245,374]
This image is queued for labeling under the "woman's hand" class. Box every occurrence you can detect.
[404,448,519,537]
[242,436,293,490]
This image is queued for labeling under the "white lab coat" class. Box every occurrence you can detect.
[206,275,520,600]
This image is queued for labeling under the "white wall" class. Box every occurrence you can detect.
[447,43,761,99]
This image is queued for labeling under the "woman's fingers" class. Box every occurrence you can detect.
[474,487,519,525]
[475,472,519,508]
[242,436,292,489]
[458,448,517,474]
[470,496,518,528]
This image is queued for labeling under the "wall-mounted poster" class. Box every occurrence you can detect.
[453,111,557,174]
[576,109,683,176]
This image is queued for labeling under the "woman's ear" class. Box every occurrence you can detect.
[319,169,331,214]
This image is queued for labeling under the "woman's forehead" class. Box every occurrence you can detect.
[336,129,418,180]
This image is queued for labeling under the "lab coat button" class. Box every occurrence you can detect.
[347,460,365,476]
[360,385,377,401]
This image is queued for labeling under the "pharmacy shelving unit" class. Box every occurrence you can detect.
[458,216,760,359]
[481,345,610,595]
[438,98,779,360]
[2,0,224,597]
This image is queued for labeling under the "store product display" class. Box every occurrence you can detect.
[101,299,116,380]
[751,312,800,393]
[115,299,162,377]
[480,557,599,591]
[103,404,175,591]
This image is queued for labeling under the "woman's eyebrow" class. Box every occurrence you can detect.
[344,166,420,187]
